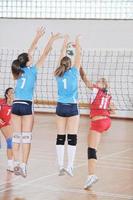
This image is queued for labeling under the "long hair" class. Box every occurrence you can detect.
[4,87,13,101]
[18,53,29,68]
[11,59,24,80]
[54,56,71,77]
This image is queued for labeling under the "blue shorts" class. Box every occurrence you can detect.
[12,100,32,116]
[56,102,79,117]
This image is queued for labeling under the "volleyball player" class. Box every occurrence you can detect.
[0,87,14,172]
[54,35,81,176]
[80,67,115,189]
[11,27,61,178]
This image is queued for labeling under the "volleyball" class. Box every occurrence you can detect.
[66,42,76,58]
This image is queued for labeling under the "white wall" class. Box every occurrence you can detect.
[0,19,133,49]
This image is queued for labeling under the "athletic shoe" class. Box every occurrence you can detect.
[65,167,73,177]
[19,167,27,178]
[84,175,98,189]
[58,168,65,176]
[14,166,21,176]
[7,165,14,172]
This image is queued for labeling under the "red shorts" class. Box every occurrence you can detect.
[0,121,10,129]
[90,117,111,133]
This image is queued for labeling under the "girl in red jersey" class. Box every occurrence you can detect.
[0,87,14,172]
[80,67,115,189]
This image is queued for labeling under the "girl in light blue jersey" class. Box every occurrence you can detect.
[11,27,61,177]
[54,35,81,176]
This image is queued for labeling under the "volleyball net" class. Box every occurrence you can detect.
[0,0,132,20]
[0,48,133,118]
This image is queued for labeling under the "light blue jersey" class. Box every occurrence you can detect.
[15,65,37,101]
[56,67,79,103]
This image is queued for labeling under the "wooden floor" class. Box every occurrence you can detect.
[0,113,133,200]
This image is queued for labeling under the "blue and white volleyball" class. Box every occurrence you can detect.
[66,42,76,58]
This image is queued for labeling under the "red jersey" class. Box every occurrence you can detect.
[0,98,12,127]
[89,86,112,118]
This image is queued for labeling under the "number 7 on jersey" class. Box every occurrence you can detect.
[21,78,26,89]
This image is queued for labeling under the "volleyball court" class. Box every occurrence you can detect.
[0,1,133,200]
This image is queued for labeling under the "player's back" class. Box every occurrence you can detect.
[0,98,12,122]
[90,87,111,118]
[56,67,79,104]
[15,65,37,101]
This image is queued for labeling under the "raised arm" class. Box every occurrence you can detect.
[109,101,116,114]
[57,34,69,65]
[28,27,45,58]
[80,67,93,89]
[73,35,81,69]
[36,33,61,68]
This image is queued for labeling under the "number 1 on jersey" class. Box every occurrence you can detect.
[63,78,67,89]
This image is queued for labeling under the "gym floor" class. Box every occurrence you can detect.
[0,113,133,200]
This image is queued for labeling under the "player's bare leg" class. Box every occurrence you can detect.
[21,115,34,177]
[65,115,79,176]
[84,130,101,189]
[56,115,67,175]
[1,125,13,172]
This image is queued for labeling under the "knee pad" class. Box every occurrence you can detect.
[22,132,32,144]
[56,134,66,145]
[67,134,77,146]
[12,132,21,143]
[88,147,97,160]
[6,138,12,149]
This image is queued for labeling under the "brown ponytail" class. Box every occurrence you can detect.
[54,56,71,77]
[11,59,24,80]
